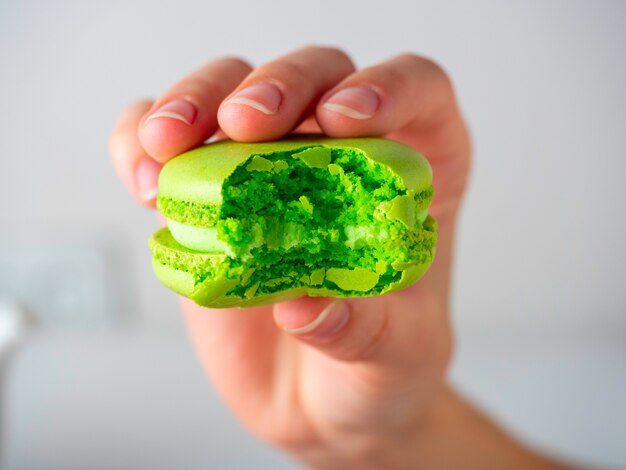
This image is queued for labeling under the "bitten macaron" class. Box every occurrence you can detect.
[149,135,437,308]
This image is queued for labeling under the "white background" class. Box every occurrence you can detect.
[1,0,625,469]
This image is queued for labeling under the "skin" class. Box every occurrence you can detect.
[110,46,575,469]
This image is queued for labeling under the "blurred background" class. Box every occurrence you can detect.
[1,0,625,468]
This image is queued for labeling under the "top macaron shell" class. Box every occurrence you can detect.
[157,136,433,206]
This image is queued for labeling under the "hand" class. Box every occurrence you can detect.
[110,47,567,469]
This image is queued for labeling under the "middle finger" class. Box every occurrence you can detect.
[218,46,355,142]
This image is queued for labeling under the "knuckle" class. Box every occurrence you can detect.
[180,76,228,101]
[299,44,352,63]
[334,305,390,362]
[213,56,253,75]
[254,47,354,87]
[370,65,406,87]
[181,57,252,100]
[395,53,453,89]
[256,59,311,86]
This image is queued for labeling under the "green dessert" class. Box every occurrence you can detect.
[149,136,437,308]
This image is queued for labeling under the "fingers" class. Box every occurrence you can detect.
[111,51,464,214]
[139,57,252,162]
[109,100,162,207]
[273,290,449,382]
[218,46,355,141]
[316,53,458,137]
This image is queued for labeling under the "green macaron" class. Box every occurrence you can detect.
[149,135,437,308]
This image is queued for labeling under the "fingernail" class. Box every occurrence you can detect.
[135,157,162,201]
[225,83,282,115]
[145,98,197,125]
[282,301,350,338]
[322,86,380,120]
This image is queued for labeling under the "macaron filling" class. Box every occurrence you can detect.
[156,144,436,301]
[166,219,230,254]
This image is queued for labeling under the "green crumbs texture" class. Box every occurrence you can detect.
[150,139,437,307]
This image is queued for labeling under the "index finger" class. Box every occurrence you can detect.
[139,57,252,162]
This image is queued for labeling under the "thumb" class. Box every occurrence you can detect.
[273,290,444,377]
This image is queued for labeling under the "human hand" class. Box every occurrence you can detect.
[110,46,471,468]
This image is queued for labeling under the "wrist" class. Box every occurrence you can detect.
[413,386,574,470]
[288,385,448,470]
[289,386,573,470]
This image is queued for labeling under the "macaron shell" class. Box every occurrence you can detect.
[152,256,433,308]
[151,254,433,308]
[157,135,433,206]
[149,217,436,308]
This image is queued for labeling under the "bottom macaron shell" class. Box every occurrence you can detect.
[149,224,436,308]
